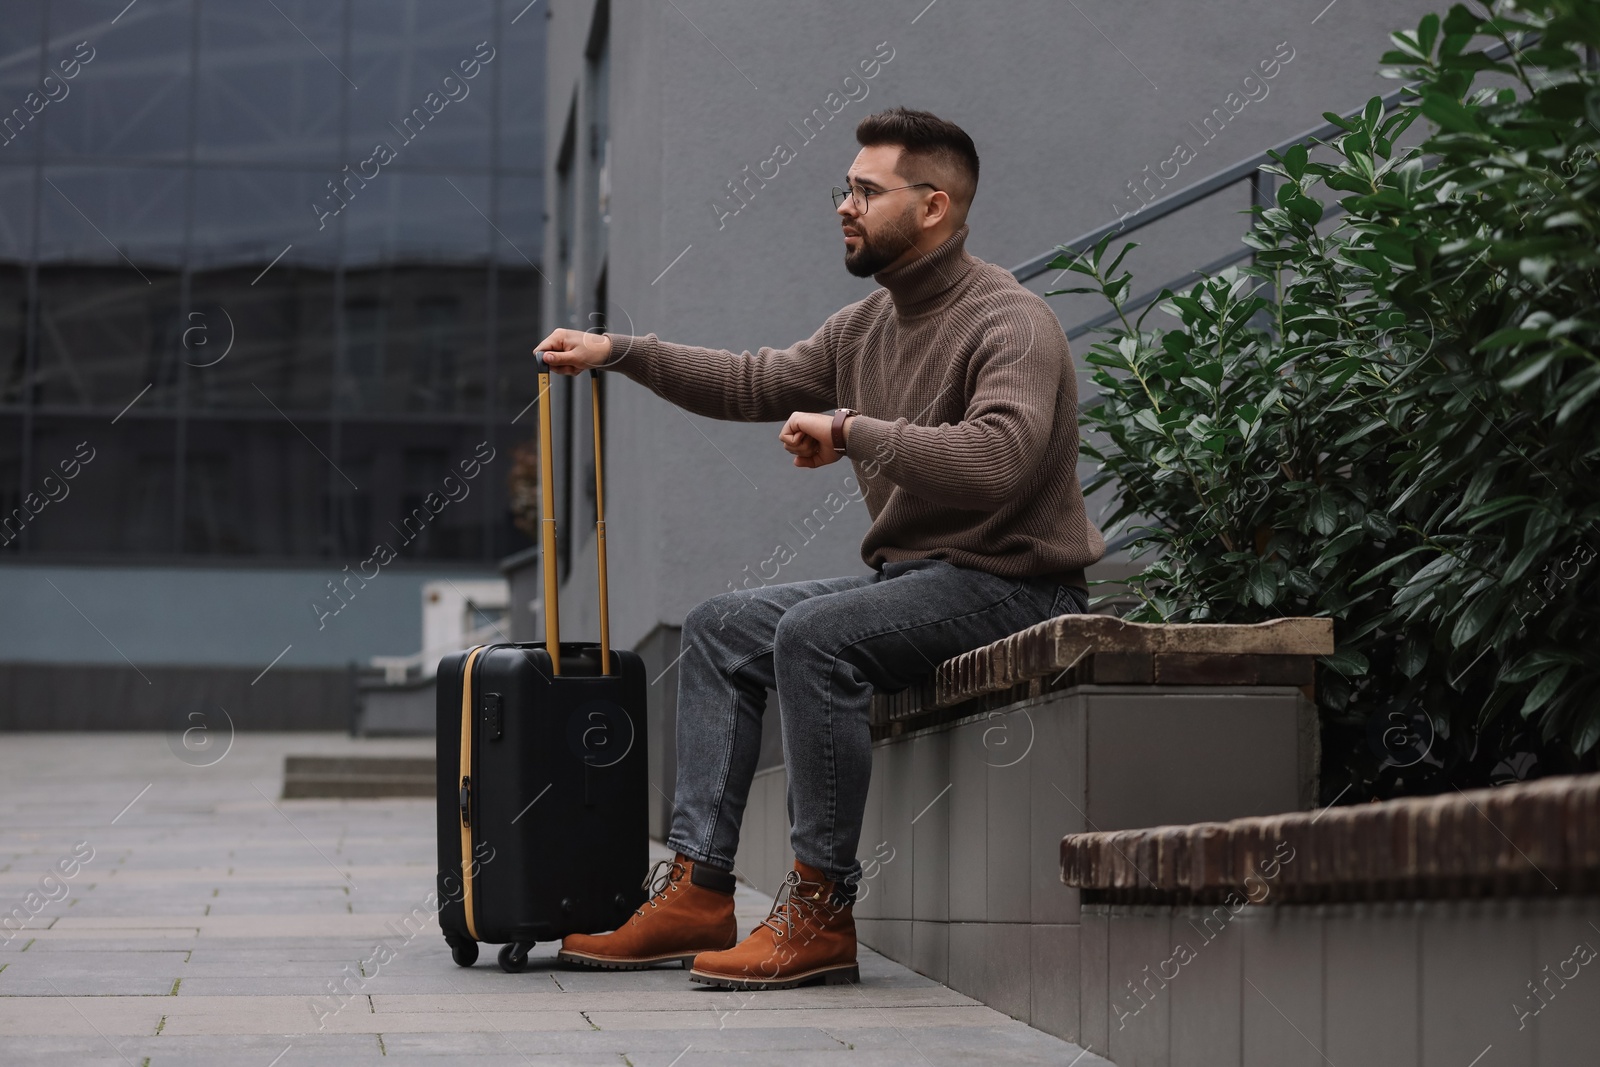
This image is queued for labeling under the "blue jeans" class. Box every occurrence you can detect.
[666,558,1089,887]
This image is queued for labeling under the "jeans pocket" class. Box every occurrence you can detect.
[1049,583,1088,617]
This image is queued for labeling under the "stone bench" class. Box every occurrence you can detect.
[1058,773,1600,1065]
[870,614,1334,737]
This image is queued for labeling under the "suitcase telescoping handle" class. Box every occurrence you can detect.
[533,352,612,676]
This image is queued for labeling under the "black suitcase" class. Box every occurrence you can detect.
[436,358,649,972]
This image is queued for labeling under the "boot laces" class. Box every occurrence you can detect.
[635,858,686,915]
[758,869,835,940]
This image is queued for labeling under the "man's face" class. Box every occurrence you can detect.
[838,144,923,278]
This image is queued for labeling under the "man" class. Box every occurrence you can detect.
[535,107,1104,990]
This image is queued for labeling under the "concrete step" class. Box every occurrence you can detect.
[281,754,435,798]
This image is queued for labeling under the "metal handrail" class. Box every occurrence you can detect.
[1066,247,1254,341]
[1013,35,1532,292]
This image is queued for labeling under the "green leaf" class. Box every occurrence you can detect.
[1500,650,1586,685]
[1105,240,1139,278]
[1519,665,1571,719]
[1245,559,1279,607]
[1318,648,1370,677]
[1353,545,1433,585]
[1544,211,1587,229]
[1398,631,1430,677]
[1458,495,1541,528]
[1283,144,1308,181]
[1499,353,1557,390]
[1364,512,1399,539]
[1310,526,1366,572]
[1574,708,1600,756]
[1420,91,1480,133]
[1440,6,1483,37]
[1450,590,1501,647]
[1308,493,1341,535]
[1502,508,1562,584]
[1334,417,1387,448]
[1417,12,1440,55]
[1556,368,1600,425]
[1286,193,1325,225]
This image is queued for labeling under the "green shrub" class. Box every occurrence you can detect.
[1056,0,1600,802]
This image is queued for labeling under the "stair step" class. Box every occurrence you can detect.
[281,755,435,799]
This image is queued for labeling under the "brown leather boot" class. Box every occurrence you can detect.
[557,854,737,970]
[688,860,859,990]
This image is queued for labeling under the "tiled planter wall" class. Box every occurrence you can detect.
[735,683,1318,1043]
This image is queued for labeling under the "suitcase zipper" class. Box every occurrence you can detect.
[458,644,488,941]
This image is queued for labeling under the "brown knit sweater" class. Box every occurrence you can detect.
[609,225,1106,585]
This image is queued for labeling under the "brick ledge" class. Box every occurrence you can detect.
[1060,773,1600,904]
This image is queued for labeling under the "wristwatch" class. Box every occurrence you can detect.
[831,408,858,455]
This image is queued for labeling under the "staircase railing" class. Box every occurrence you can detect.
[1013,36,1534,341]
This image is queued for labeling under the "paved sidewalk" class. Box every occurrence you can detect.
[0,733,1106,1066]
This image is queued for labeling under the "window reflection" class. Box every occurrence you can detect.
[34,266,184,409]
[23,417,175,554]
[336,266,487,415]
[42,0,193,162]
[186,265,336,412]
[196,0,343,166]
[0,266,26,405]
[2,2,542,563]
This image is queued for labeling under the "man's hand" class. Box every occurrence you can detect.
[779,411,849,468]
[535,328,613,376]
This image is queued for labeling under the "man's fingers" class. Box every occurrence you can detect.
[534,329,574,352]
[536,330,612,375]
[536,352,575,375]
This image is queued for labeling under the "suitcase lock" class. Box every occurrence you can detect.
[459,775,472,828]
[484,693,503,741]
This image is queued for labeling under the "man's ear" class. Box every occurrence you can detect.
[923,189,952,230]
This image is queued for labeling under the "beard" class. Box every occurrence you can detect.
[843,207,918,277]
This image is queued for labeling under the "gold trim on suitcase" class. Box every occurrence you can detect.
[459,644,488,941]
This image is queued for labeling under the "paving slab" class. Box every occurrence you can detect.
[0,733,1106,1065]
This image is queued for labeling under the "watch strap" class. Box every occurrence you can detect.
[831,408,856,453]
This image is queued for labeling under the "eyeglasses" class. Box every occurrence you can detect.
[830,182,935,215]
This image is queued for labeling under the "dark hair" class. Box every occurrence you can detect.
[854,107,980,208]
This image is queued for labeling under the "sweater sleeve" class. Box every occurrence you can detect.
[845,308,1067,510]
[607,315,840,423]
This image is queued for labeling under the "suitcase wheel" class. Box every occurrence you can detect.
[498,942,533,973]
[448,938,479,968]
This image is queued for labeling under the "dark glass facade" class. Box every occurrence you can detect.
[0,0,545,562]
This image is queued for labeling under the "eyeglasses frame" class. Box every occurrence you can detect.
[830,182,937,215]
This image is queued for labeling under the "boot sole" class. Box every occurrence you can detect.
[557,948,703,970]
[687,962,860,991]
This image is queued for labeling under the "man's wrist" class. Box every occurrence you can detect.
[605,332,651,370]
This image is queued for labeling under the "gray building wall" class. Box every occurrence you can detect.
[542,0,1441,653]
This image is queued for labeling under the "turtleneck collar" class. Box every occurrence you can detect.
[873,224,975,315]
